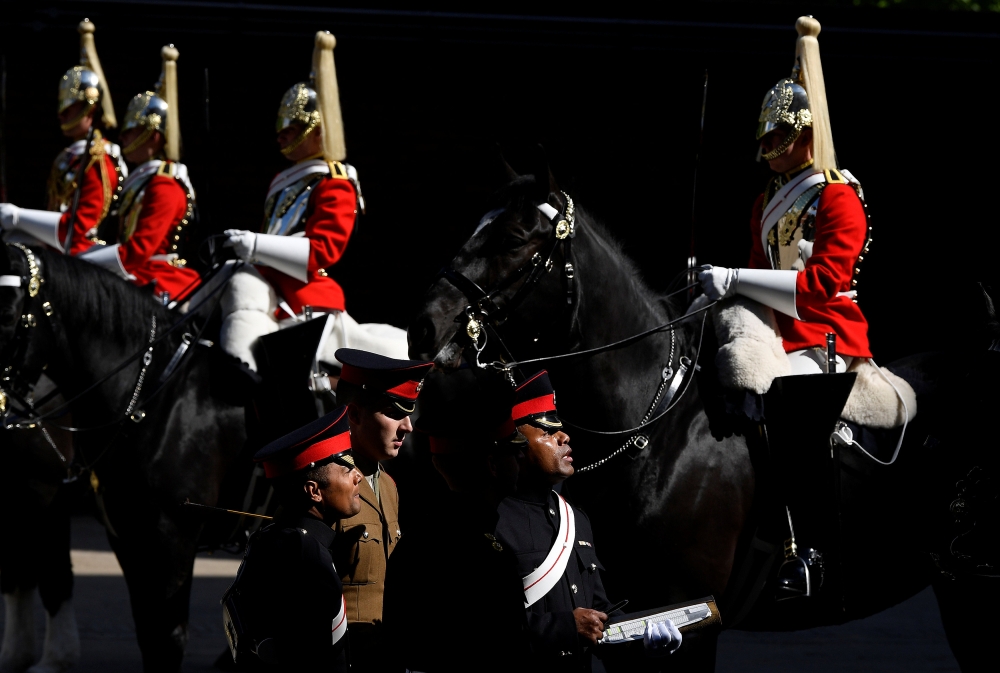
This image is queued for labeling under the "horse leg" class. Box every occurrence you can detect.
[109,514,197,673]
[0,587,37,673]
[27,484,79,673]
[933,575,1000,673]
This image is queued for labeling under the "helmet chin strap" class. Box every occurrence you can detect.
[60,102,96,131]
[121,127,155,156]
[280,119,320,156]
[761,126,802,162]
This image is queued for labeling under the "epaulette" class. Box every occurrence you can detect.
[328,160,349,180]
[156,161,176,178]
[824,168,847,185]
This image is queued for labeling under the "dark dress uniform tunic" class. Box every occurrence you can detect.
[383,491,532,673]
[495,491,611,672]
[238,513,349,671]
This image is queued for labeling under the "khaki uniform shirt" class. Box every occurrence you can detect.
[333,467,401,625]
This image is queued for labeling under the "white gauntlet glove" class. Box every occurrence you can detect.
[643,618,682,656]
[224,229,257,261]
[697,265,738,301]
[224,230,310,283]
[0,204,19,230]
[0,203,63,249]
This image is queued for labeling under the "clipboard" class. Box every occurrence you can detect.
[599,595,721,644]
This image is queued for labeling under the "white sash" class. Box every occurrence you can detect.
[331,594,348,645]
[266,160,331,202]
[522,493,576,608]
[760,171,827,253]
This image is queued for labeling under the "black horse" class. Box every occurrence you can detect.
[0,243,247,672]
[408,168,1000,671]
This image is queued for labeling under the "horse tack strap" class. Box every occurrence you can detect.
[523,493,577,608]
[0,275,20,287]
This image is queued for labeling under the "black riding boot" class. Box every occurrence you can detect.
[763,372,857,601]
[253,315,336,444]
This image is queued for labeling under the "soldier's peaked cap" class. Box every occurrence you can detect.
[336,348,433,414]
[254,405,354,478]
[512,370,562,429]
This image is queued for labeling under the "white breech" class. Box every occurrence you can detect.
[220,267,409,372]
[786,347,853,376]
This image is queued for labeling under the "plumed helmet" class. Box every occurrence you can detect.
[121,45,182,161]
[756,77,812,141]
[58,19,117,128]
[275,31,346,162]
[756,16,837,172]
[122,91,168,133]
[276,82,320,134]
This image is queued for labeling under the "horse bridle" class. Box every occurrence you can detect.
[0,243,56,420]
[437,191,578,371]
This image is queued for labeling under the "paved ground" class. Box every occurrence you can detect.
[0,516,960,672]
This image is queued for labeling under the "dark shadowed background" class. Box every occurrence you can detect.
[2,1,998,364]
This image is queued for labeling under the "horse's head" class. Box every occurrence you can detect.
[408,162,578,369]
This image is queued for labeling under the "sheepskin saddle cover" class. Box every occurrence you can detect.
[713,297,916,428]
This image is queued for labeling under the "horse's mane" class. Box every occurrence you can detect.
[496,175,675,319]
[37,248,169,344]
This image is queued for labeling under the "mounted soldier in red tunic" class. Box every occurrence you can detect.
[220,31,407,378]
[77,44,201,303]
[697,16,916,600]
[0,19,126,256]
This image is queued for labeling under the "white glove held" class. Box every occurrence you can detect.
[697,264,738,301]
[224,229,257,261]
[643,618,682,656]
[0,204,19,231]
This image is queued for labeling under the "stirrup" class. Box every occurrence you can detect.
[776,539,824,601]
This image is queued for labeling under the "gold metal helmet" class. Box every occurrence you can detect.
[58,19,116,129]
[58,66,102,115]
[276,31,346,161]
[276,82,321,155]
[757,76,812,141]
[121,45,182,161]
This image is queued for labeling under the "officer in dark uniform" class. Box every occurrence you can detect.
[494,371,613,672]
[223,406,362,670]
[383,382,533,672]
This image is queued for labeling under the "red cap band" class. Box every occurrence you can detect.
[512,394,556,423]
[262,431,352,478]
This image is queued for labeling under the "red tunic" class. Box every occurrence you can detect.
[53,149,120,255]
[748,183,872,358]
[119,175,201,300]
[258,176,356,315]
